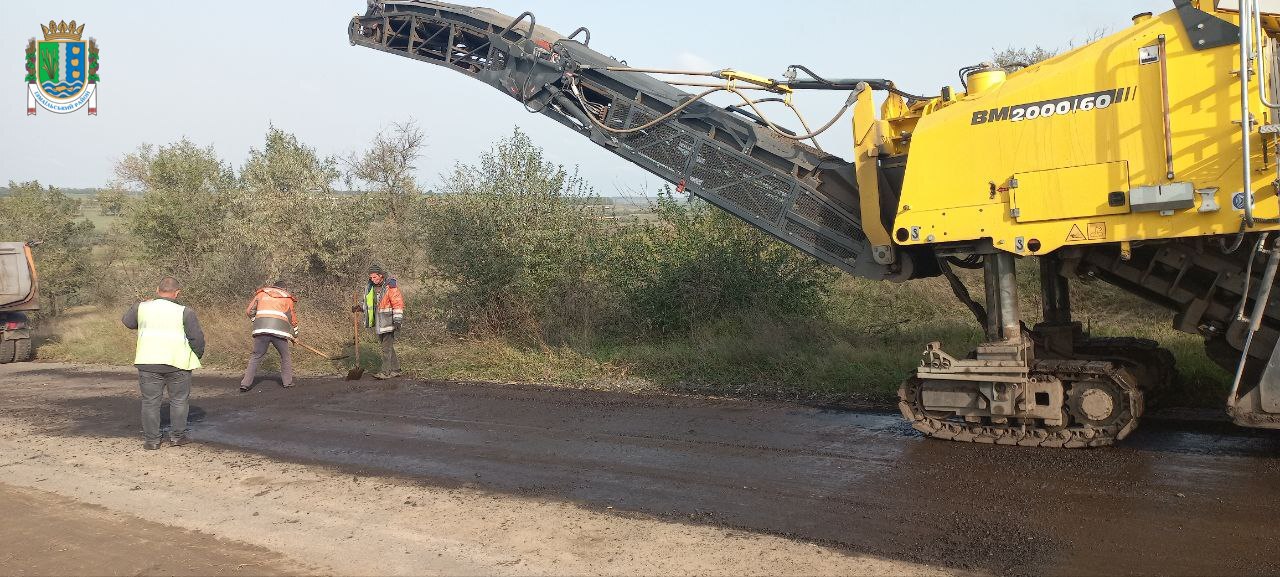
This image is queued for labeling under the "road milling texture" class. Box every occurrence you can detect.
[0,362,1277,577]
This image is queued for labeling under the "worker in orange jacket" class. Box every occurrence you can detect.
[240,280,299,391]
[353,263,404,379]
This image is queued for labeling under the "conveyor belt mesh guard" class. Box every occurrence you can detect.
[609,98,864,264]
[349,1,893,279]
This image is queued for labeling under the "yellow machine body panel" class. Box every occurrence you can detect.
[892,7,1280,256]
[1011,162,1131,223]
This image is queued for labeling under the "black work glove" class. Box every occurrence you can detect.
[351,305,362,313]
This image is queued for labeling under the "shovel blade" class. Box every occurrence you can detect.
[345,366,364,381]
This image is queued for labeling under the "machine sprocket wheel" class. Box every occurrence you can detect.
[1066,379,1125,427]
[1073,337,1175,403]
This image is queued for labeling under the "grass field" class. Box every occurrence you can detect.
[35,265,1232,408]
[74,199,121,237]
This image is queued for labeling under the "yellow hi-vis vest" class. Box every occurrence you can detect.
[134,299,201,370]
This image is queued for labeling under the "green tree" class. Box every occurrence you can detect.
[426,126,606,337]
[0,181,96,315]
[991,45,1056,70]
[344,119,425,219]
[343,120,428,277]
[239,126,365,283]
[95,188,128,216]
[991,29,1106,70]
[117,140,239,275]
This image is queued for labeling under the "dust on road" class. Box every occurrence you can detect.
[1,362,1278,576]
[0,483,303,576]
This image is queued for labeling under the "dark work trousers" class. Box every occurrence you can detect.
[139,369,191,441]
[241,335,293,387]
[378,331,400,373]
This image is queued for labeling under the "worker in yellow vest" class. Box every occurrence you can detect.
[121,276,205,450]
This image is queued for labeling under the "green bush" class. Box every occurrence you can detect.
[606,189,837,335]
[423,127,612,339]
[0,181,97,315]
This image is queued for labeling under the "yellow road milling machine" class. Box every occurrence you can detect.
[351,0,1280,447]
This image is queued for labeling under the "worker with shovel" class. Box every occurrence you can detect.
[353,263,404,379]
[240,280,299,391]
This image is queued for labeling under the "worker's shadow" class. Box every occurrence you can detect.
[237,375,289,390]
[159,403,206,428]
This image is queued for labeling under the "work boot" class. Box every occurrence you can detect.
[281,382,294,388]
[388,371,402,378]
[169,435,190,447]
[144,440,162,450]
[239,384,251,392]
[372,372,392,380]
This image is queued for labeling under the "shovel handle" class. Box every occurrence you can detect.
[292,339,347,360]
[352,292,361,366]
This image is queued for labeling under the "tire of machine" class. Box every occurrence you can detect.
[0,339,15,364]
[13,338,33,362]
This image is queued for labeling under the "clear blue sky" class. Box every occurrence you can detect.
[1,1,1165,193]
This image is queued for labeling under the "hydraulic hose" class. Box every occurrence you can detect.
[725,85,855,142]
[567,77,725,134]
[786,64,937,102]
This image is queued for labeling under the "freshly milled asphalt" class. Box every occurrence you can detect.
[3,362,1278,576]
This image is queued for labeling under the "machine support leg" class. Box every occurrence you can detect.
[983,256,1000,340]
[983,253,1022,343]
[1040,256,1072,325]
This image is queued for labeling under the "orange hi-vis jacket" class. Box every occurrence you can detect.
[364,278,404,334]
[246,286,298,339]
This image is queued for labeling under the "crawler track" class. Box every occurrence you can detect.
[899,359,1142,448]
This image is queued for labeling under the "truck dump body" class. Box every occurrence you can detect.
[0,243,37,312]
[348,1,925,281]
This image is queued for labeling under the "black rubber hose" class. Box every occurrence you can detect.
[938,257,988,329]
[787,64,937,102]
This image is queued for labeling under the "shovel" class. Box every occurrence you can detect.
[346,294,365,381]
[292,339,349,361]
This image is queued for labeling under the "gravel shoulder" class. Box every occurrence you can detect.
[0,482,304,576]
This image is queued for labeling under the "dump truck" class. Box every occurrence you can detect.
[351,0,1280,447]
[0,242,37,364]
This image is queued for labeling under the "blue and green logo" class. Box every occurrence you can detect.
[25,20,99,115]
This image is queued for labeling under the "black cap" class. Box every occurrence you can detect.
[368,263,385,274]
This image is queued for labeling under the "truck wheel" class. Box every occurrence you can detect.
[0,340,15,364]
[14,338,32,362]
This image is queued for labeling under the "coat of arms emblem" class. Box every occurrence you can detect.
[25,20,99,115]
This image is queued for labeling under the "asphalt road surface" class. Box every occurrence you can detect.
[1,362,1278,576]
